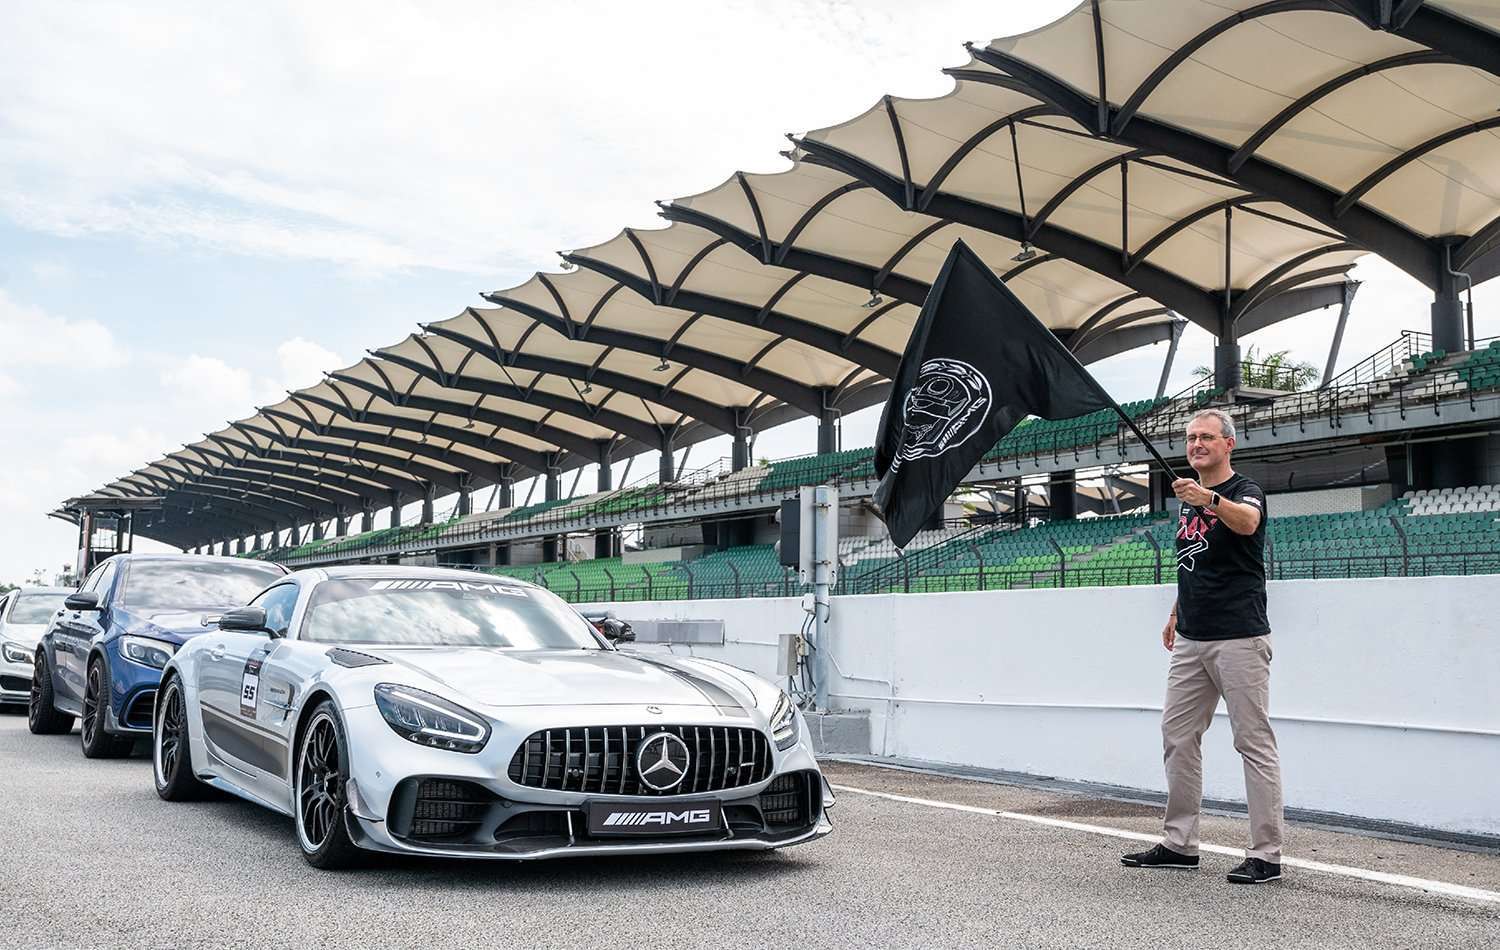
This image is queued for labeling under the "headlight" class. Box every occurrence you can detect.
[770,690,798,751]
[119,635,175,670]
[373,683,490,754]
[1,641,30,664]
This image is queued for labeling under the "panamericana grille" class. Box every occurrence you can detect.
[508,725,772,795]
[409,778,491,841]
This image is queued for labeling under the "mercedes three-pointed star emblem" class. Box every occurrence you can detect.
[636,731,691,792]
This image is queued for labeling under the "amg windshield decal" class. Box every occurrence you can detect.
[367,580,527,595]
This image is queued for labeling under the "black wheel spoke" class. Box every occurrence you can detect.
[299,717,344,850]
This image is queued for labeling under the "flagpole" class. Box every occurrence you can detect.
[1050,336,1184,483]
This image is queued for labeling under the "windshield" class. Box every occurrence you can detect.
[301,578,604,650]
[8,593,68,624]
[121,561,285,611]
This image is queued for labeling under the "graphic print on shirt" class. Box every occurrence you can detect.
[1176,505,1217,572]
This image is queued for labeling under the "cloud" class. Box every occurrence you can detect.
[0,289,126,368]
[276,336,342,391]
[0,0,1065,276]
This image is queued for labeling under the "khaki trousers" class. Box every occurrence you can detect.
[1161,634,1283,862]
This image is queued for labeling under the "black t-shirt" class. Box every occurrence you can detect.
[1175,472,1269,641]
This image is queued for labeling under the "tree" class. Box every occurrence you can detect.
[1193,344,1318,392]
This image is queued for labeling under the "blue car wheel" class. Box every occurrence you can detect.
[80,657,133,759]
[27,651,74,735]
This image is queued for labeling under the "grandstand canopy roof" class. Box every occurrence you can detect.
[73,0,1500,549]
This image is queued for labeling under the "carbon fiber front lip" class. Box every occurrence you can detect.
[346,809,833,861]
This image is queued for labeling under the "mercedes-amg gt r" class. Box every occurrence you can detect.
[152,565,833,868]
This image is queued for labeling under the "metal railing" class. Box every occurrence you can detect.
[475,546,1500,605]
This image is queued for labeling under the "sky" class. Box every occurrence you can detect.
[1,0,1496,585]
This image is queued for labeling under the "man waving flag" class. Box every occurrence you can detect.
[872,241,1176,547]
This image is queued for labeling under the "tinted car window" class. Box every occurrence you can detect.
[120,561,285,611]
[250,584,299,637]
[9,593,69,624]
[301,578,603,649]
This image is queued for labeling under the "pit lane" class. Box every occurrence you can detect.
[1,711,1495,949]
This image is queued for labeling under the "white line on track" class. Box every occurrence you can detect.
[830,783,1500,905]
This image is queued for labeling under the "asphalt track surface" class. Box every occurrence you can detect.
[1,711,1496,950]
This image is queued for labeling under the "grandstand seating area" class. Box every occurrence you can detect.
[243,333,1500,571]
[483,484,1500,604]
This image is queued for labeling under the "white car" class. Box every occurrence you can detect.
[153,565,833,868]
[0,587,72,706]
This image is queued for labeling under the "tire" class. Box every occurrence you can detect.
[294,700,361,870]
[153,675,208,801]
[80,657,134,759]
[27,651,75,735]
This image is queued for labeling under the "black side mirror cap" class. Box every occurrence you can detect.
[219,606,275,636]
[64,591,101,611]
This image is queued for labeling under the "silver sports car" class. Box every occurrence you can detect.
[153,565,833,867]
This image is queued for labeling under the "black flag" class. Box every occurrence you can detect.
[873,241,1130,547]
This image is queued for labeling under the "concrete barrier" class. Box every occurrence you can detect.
[583,574,1500,836]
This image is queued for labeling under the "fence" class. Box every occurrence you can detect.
[473,543,1500,604]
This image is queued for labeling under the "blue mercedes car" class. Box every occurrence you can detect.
[28,553,287,757]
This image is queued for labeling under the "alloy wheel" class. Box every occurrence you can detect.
[155,682,185,785]
[82,663,101,744]
[297,714,344,849]
[27,653,44,730]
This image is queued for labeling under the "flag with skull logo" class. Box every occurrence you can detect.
[872,241,1116,547]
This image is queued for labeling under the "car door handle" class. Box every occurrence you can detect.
[210,644,226,661]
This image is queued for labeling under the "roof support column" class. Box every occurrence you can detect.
[311,520,324,541]
[596,441,617,559]
[336,511,349,537]
[251,533,263,553]
[361,506,374,533]
[659,433,675,485]
[456,477,473,518]
[420,484,435,526]
[1155,319,1184,400]
[816,389,838,456]
[389,490,403,530]
[543,454,562,563]
[219,540,231,557]
[732,410,751,472]
[1320,283,1359,388]
[1049,471,1077,522]
[234,537,245,555]
[497,464,515,510]
[1433,244,1467,353]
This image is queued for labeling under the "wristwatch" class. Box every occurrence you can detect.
[1209,491,1221,510]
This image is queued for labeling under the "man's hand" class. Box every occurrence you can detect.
[1172,478,1213,507]
[1162,611,1176,651]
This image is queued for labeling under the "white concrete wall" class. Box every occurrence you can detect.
[584,575,1500,837]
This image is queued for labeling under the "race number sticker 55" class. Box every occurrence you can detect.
[240,656,263,717]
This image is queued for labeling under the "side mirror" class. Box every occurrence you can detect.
[64,591,100,612]
[219,606,275,637]
[601,618,635,643]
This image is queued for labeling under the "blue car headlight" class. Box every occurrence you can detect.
[119,635,175,670]
[1,641,30,664]
[770,690,799,751]
[374,683,490,754]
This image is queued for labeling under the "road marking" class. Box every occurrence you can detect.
[830,783,1500,905]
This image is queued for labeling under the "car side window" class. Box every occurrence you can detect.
[79,564,106,594]
[250,584,299,638]
[91,561,119,604]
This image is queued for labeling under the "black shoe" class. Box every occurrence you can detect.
[1227,857,1282,884]
[1121,844,1199,869]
